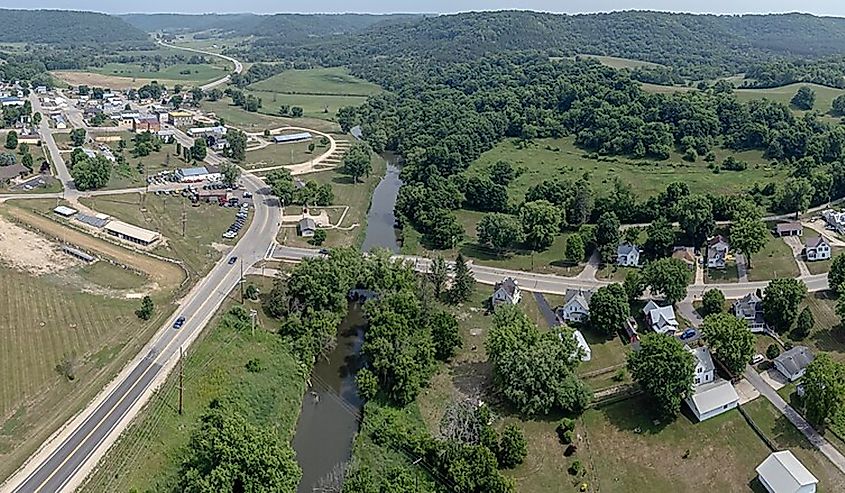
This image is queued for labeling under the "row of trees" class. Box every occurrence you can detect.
[266,168,334,206]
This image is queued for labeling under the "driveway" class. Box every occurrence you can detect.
[743,366,845,473]
[576,250,600,281]
[533,292,560,328]
[735,253,750,283]
[782,235,811,277]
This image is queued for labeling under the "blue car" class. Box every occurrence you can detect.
[680,329,696,340]
[173,316,186,329]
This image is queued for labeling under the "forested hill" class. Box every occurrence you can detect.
[258,10,845,80]
[0,9,150,46]
[119,13,264,35]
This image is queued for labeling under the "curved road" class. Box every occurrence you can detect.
[157,40,244,90]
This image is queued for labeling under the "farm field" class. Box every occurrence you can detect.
[466,137,787,201]
[79,275,306,493]
[85,62,228,83]
[0,204,188,481]
[79,193,238,278]
[51,71,187,91]
[247,67,382,96]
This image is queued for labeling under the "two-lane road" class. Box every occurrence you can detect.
[3,173,280,493]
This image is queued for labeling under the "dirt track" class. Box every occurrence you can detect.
[3,207,185,289]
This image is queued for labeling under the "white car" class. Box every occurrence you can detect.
[751,354,765,365]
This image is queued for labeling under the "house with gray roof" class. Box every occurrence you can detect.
[616,243,640,267]
[492,277,521,308]
[776,221,803,237]
[687,345,715,386]
[774,346,814,382]
[732,292,767,332]
[804,236,831,262]
[707,235,730,269]
[643,300,679,335]
[556,288,593,323]
[756,450,818,493]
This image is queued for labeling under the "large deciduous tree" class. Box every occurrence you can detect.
[564,233,585,264]
[791,85,816,110]
[644,216,675,259]
[341,143,372,183]
[829,253,845,295]
[477,213,524,252]
[519,200,561,251]
[762,278,807,332]
[628,333,694,419]
[595,211,621,263]
[730,218,768,268]
[676,194,714,245]
[642,257,691,304]
[701,313,755,375]
[588,284,630,336]
[803,354,845,427]
[701,288,725,316]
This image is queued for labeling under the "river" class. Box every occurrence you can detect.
[291,155,402,492]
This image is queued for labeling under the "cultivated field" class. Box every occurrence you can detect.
[50,71,189,91]
[87,62,228,83]
[0,204,186,481]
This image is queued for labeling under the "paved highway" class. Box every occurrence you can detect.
[157,40,244,90]
[2,173,279,493]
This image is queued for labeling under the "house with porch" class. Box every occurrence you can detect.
[616,243,640,267]
[732,292,767,332]
[643,300,679,335]
[556,288,593,323]
[804,236,831,262]
[684,345,740,422]
[492,277,521,308]
[706,235,730,269]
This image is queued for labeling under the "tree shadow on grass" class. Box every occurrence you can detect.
[599,394,679,435]
[458,243,514,262]
[330,175,356,185]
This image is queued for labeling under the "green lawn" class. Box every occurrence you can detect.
[80,193,238,278]
[735,83,845,115]
[743,397,845,491]
[579,54,664,69]
[705,260,739,283]
[247,67,382,96]
[797,291,845,364]
[402,210,585,277]
[243,141,316,169]
[79,276,306,492]
[87,62,229,84]
[596,264,636,283]
[76,261,149,290]
[246,91,370,120]
[467,137,787,201]
[201,98,340,133]
[746,235,799,281]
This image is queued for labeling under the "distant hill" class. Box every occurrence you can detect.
[0,9,150,46]
[254,10,845,79]
[119,13,263,35]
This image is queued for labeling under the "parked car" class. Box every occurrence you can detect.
[228,257,238,265]
[752,354,765,365]
[680,329,697,340]
[173,316,186,329]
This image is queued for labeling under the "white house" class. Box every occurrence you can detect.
[556,288,593,323]
[492,277,521,308]
[685,379,740,422]
[707,235,730,269]
[687,345,715,386]
[643,300,679,335]
[732,292,767,332]
[774,346,814,382]
[756,451,818,493]
[823,209,845,235]
[616,243,640,267]
[804,236,831,262]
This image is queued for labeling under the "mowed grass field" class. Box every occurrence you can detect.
[248,67,382,96]
[201,98,340,133]
[578,54,664,69]
[80,275,307,492]
[87,62,229,83]
[468,137,787,201]
[735,83,845,114]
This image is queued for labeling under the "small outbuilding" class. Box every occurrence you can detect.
[776,222,803,237]
[104,220,161,246]
[298,217,317,237]
[756,451,818,493]
[685,379,740,422]
[53,205,78,217]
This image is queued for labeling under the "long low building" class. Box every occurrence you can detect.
[187,126,227,137]
[176,165,222,183]
[273,132,312,144]
[104,220,161,246]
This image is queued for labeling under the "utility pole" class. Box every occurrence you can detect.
[178,346,184,415]
[181,199,187,237]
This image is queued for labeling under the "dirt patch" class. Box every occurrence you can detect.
[210,242,232,253]
[3,205,185,290]
[0,215,78,275]
[51,71,183,90]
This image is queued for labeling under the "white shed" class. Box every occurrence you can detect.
[756,451,817,493]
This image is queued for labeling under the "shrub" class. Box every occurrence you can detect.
[766,344,781,360]
[612,368,626,382]
[556,418,576,444]
[245,358,263,373]
[568,460,584,476]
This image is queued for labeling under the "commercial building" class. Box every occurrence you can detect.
[133,116,161,133]
[104,220,161,247]
[169,111,194,128]
[176,166,222,183]
[187,126,227,137]
[273,132,312,144]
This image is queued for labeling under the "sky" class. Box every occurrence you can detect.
[4,1,845,16]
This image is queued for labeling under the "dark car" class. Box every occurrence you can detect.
[680,329,697,340]
[173,316,186,329]
[228,256,238,265]
[319,248,330,255]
